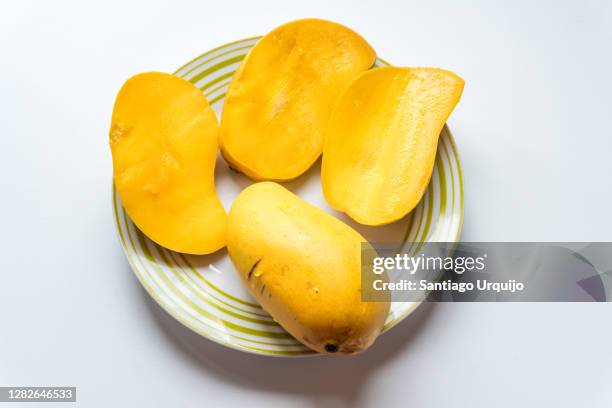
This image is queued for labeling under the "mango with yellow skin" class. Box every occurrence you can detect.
[110,72,226,254]
[227,182,389,354]
[322,66,465,225]
[220,18,376,181]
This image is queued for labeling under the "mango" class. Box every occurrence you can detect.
[110,72,227,254]
[219,18,376,181]
[322,66,465,225]
[227,182,389,354]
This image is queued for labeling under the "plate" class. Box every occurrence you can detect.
[112,37,464,356]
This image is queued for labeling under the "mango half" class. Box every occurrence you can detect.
[322,66,465,225]
[219,18,376,181]
[227,182,389,354]
[110,72,227,254]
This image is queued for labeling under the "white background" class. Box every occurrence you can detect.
[1,0,612,406]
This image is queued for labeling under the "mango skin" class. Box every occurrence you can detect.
[110,72,227,254]
[219,18,376,181]
[322,66,465,226]
[227,182,389,354]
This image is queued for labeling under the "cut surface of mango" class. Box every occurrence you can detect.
[110,72,227,254]
[322,66,464,225]
[220,18,376,181]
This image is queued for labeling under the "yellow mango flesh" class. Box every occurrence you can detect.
[219,18,376,181]
[227,182,389,354]
[110,72,227,254]
[322,67,465,225]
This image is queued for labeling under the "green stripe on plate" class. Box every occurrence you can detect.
[166,250,270,318]
[174,36,261,75]
[182,44,255,78]
[178,252,263,309]
[189,56,245,86]
[151,241,278,326]
[205,78,233,99]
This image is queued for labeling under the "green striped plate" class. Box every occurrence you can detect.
[112,37,464,356]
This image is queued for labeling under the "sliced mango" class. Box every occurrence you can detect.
[322,66,464,226]
[219,18,376,181]
[110,72,227,254]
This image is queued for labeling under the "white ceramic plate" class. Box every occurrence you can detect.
[113,37,464,356]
